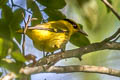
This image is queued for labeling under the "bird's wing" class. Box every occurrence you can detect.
[28,23,68,33]
[50,22,69,33]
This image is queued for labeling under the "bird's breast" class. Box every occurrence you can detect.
[26,29,70,52]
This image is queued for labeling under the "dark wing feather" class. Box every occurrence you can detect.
[27,26,67,33]
[27,21,69,34]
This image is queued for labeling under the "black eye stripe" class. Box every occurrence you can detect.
[63,19,78,28]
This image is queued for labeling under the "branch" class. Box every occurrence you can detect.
[35,41,120,66]
[20,65,120,77]
[101,0,120,20]
[11,0,32,14]
[102,28,120,42]
[22,14,31,55]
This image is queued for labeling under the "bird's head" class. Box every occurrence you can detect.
[63,19,88,36]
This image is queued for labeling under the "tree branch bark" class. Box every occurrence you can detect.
[20,65,120,77]
[36,41,120,66]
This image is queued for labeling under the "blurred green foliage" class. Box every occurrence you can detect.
[106,0,112,13]
[44,8,66,21]
[11,52,26,63]
[65,0,120,80]
[0,58,23,74]
[27,0,42,26]
[70,23,90,47]
[70,33,90,47]
[0,72,2,77]
[0,0,8,7]
[36,0,66,9]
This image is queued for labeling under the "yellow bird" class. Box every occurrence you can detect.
[17,19,87,56]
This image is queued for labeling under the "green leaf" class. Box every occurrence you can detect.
[12,41,21,52]
[37,0,66,9]
[0,39,13,59]
[0,39,3,59]
[70,32,90,47]
[0,19,11,40]
[77,0,90,7]
[27,0,32,9]
[44,8,66,21]
[0,38,20,59]
[0,59,23,73]
[2,5,13,23]
[11,52,26,63]
[106,0,112,13]
[0,72,3,77]
[108,0,112,5]
[0,5,13,40]
[0,0,8,7]
[10,9,23,43]
[78,24,83,29]
[27,0,42,26]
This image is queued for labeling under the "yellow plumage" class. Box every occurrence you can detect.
[17,19,87,53]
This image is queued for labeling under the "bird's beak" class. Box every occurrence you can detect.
[79,29,88,36]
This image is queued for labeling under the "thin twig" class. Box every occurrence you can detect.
[22,13,31,55]
[11,0,14,8]
[113,34,120,42]
[24,15,31,33]
[11,0,32,14]
[101,0,120,20]
[102,28,120,42]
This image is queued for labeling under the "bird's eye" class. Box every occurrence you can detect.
[73,24,78,29]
